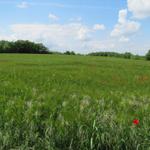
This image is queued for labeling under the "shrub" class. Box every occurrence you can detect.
[146,50,150,60]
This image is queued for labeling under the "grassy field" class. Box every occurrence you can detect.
[0,54,150,150]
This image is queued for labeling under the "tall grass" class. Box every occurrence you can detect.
[0,54,150,149]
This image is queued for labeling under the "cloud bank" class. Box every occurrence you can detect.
[3,23,110,53]
[128,0,150,19]
[111,9,140,42]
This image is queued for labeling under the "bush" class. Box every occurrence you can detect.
[146,50,150,60]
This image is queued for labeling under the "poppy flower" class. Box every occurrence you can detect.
[133,119,139,125]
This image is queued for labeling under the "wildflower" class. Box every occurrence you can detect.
[133,119,139,125]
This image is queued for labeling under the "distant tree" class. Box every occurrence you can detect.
[146,50,150,60]
[0,40,12,53]
[0,40,49,54]
[123,52,132,59]
[88,51,137,59]
[64,51,76,55]
[64,51,70,55]
[70,51,75,55]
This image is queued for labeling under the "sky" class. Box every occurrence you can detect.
[0,0,150,55]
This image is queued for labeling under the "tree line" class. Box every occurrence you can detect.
[0,40,150,61]
[0,40,49,54]
[87,52,134,59]
[88,51,150,60]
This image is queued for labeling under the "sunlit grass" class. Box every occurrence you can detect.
[0,54,150,149]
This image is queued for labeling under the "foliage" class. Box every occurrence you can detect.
[146,50,150,60]
[64,51,76,55]
[0,54,150,149]
[133,55,141,60]
[88,51,135,59]
[0,40,49,54]
[123,52,132,59]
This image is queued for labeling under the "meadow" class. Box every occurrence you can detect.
[0,54,150,150]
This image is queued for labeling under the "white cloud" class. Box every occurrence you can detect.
[87,40,115,50]
[128,0,150,19]
[111,9,140,42]
[93,24,106,30]
[10,23,90,43]
[17,1,29,8]
[119,36,129,42]
[6,23,113,53]
[118,9,127,24]
[48,13,59,21]
[9,23,91,51]
[0,34,17,41]
[1,22,148,55]
[16,1,64,8]
[77,26,90,41]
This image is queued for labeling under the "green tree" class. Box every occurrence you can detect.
[64,51,76,55]
[123,52,132,59]
[0,40,49,54]
[146,50,150,60]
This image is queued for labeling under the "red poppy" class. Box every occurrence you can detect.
[133,119,139,125]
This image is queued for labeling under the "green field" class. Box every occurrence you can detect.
[0,54,150,150]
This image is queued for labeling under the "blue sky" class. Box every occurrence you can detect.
[0,0,150,54]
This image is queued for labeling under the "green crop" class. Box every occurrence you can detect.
[0,54,150,150]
